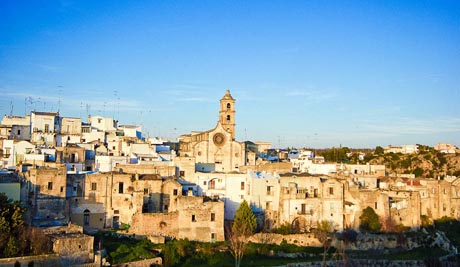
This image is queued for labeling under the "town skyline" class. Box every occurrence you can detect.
[1,1,459,148]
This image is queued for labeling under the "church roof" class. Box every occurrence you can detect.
[220,90,234,100]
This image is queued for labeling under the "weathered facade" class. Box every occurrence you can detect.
[129,196,225,242]
[27,165,68,226]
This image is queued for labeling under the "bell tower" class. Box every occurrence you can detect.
[219,90,235,140]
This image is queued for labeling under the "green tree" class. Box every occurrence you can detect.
[359,207,381,233]
[0,193,26,257]
[374,146,384,155]
[163,241,179,267]
[228,200,256,267]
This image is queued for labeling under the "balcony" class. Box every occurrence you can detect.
[297,209,314,215]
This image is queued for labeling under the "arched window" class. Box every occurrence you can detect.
[226,103,231,109]
[84,209,90,225]
[226,115,230,121]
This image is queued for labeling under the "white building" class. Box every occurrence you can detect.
[88,115,117,132]
[30,111,59,146]
[195,171,251,220]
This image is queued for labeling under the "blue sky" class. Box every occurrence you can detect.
[1,1,459,148]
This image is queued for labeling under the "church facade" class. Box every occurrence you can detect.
[178,90,246,172]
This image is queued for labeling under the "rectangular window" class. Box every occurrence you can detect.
[180,171,185,177]
[144,188,148,195]
[47,182,53,190]
[203,181,207,186]
[119,182,124,193]
[173,189,178,196]
[211,233,216,239]
[60,186,64,193]
[241,182,245,190]
[209,180,215,189]
[375,202,378,210]
[267,186,272,195]
[192,215,196,222]
[211,213,215,221]
[301,203,306,214]
[44,124,49,133]
[91,183,97,191]
[329,187,334,195]
[266,201,272,210]
[17,129,21,135]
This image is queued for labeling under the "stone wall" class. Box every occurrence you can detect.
[249,233,322,247]
[241,162,293,174]
[286,259,425,267]
[129,212,179,238]
[112,257,162,267]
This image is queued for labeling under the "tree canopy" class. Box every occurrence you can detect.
[229,200,256,267]
[0,193,51,258]
[359,206,381,233]
[232,200,256,237]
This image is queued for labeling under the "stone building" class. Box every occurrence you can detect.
[278,173,345,231]
[129,196,225,242]
[44,224,95,265]
[27,165,68,226]
[56,144,86,172]
[178,90,246,173]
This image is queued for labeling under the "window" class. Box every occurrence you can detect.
[119,182,124,193]
[375,202,378,210]
[192,215,196,222]
[211,213,215,221]
[180,171,185,177]
[144,188,148,195]
[241,182,245,190]
[17,129,20,135]
[47,182,53,190]
[44,124,49,133]
[266,201,272,210]
[173,189,178,196]
[211,233,216,240]
[267,186,273,195]
[301,203,306,214]
[329,187,334,195]
[4,148,10,157]
[60,186,64,193]
[227,103,231,109]
[203,181,207,186]
[226,115,231,121]
[84,209,90,225]
[91,183,97,191]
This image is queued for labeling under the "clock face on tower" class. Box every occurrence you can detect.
[213,133,225,146]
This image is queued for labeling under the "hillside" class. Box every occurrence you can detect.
[364,146,460,178]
